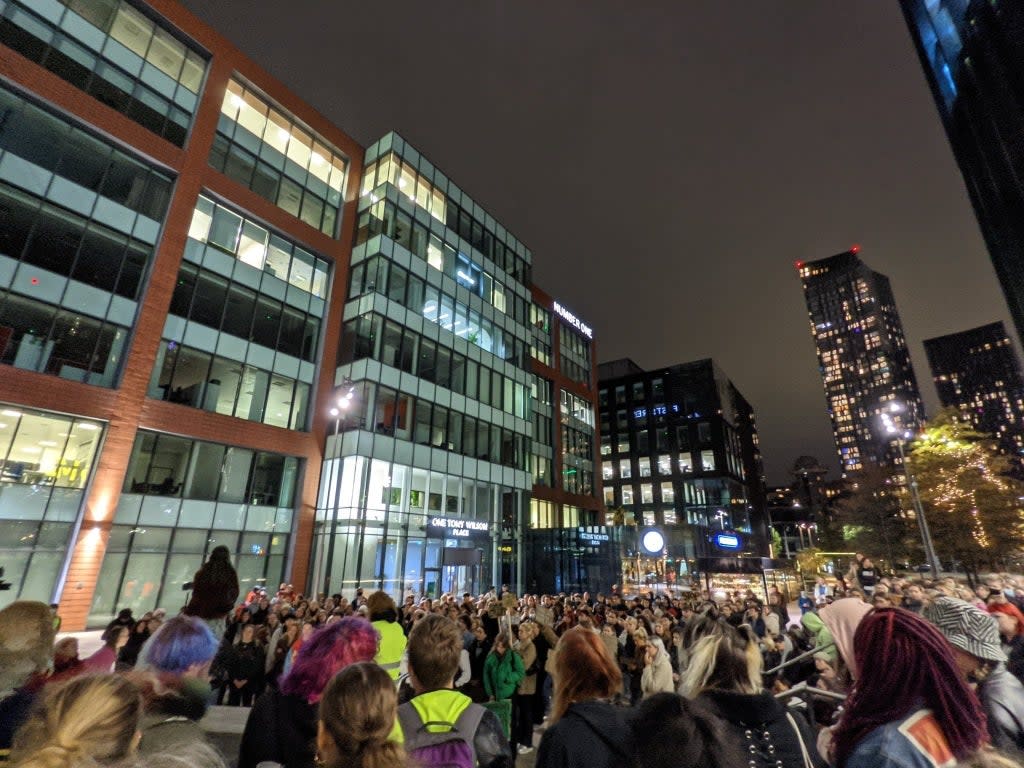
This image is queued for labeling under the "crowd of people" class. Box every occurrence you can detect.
[4,548,1024,768]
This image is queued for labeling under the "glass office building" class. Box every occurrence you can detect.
[0,0,361,627]
[900,1,1024,349]
[308,134,534,599]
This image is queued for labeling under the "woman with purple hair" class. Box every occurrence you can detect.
[830,607,990,768]
[237,616,379,768]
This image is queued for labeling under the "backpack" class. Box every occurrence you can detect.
[397,700,485,768]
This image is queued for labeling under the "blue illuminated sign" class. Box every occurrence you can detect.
[713,532,741,551]
[633,404,680,419]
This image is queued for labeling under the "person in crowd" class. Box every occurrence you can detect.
[183,545,240,639]
[9,674,142,768]
[317,663,405,768]
[368,591,408,683]
[640,636,674,698]
[536,626,635,768]
[900,583,926,613]
[133,614,221,757]
[48,638,84,685]
[106,607,135,635]
[464,622,492,702]
[238,617,379,768]
[224,623,265,707]
[990,601,1024,684]
[830,607,989,768]
[925,597,1024,757]
[84,624,130,673]
[630,692,748,768]
[800,608,837,663]
[679,621,826,768]
[399,613,511,768]
[117,618,151,669]
[0,601,56,756]
[483,631,524,705]
[511,621,538,755]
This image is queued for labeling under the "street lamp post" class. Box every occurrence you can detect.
[882,405,942,578]
[322,381,356,596]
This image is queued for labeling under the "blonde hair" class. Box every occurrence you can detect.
[679,623,762,698]
[11,674,142,768]
[318,663,404,768]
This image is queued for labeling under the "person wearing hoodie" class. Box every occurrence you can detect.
[800,608,837,663]
[132,614,221,757]
[536,626,638,768]
[640,636,674,698]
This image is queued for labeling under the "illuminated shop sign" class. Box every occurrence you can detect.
[553,301,593,339]
[713,531,742,550]
[578,528,610,544]
[640,528,666,554]
[426,516,490,539]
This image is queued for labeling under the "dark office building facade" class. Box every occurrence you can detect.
[924,321,1024,460]
[900,1,1024,346]
[798,249,925,475]
[597,358,767,591]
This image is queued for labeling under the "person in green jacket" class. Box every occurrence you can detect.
[483,632,525,702]
[801,609,837,663]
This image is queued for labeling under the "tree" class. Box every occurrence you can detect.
[830,465,916,569]
[906,409,1024,582]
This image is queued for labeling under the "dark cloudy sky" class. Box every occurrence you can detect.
[181,1,1014,484]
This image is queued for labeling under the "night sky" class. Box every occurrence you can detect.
[181,1,1014,484]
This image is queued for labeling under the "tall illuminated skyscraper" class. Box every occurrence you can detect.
[900,1,1024,345]
[798,249,925,475]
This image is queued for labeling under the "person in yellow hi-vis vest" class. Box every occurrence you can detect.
[368,591,407,682]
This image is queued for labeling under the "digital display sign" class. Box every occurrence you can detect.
[713,532,742,550]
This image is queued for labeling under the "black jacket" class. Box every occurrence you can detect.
[238,688,316,768]
[698,689,828,768]
[979,664,1024,757]
[536,700,637,768]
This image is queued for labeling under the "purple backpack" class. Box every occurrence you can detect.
[397,701,486,768]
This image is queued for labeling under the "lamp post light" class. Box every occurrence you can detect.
[882,404,941,578]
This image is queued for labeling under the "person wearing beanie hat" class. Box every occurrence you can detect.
[0,601,56,756]
[925,596,1024,756]
[367,590,406,682]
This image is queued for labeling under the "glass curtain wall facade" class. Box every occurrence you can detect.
[89,430,298,624]
[0,404,105,609]
[597,358,767,590]
[0,0,362,630]
[313,133,533,599]
[900,1,1024,350]
[0,84,173,385]
[0,0,207,146]
[798,249,925,474]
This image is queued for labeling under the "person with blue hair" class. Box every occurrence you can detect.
[131,614,224,758]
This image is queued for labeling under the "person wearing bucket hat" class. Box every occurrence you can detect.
[924,596,1024,757]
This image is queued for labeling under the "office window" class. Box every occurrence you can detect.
[701,449,716,471]
[214,80,346,236]
[0,0,207,146]
[619,459,632,479]
[638,457,651,477]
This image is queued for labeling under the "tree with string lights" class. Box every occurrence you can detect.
[906,409,1024,583]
